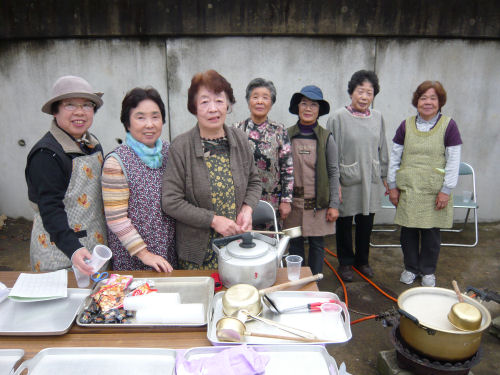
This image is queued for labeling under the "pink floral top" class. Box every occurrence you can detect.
[235,118,294,210]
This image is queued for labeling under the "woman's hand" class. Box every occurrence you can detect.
[389,188,400,206]
[326,208,339,222]
[383,180,389,195]
[72,247,94,276]
[435,192,450,210]
[279,202,291,220]
[236,204,253,231]
[136,249,173,272]
[211,215,243,236]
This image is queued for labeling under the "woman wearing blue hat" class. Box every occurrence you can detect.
[283,85,340,275]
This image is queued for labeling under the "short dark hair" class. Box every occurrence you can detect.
[120,87,166,132]
[245,78,277,104]
[187,70,235,115]
[50,100,100,115]
[347,70,380,97]
[412,80,447,109]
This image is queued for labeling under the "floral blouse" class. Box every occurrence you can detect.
[235,118,294,210]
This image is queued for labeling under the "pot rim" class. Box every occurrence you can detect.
[397,286,491,334]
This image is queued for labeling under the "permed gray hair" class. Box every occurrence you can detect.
[245,78,277,104]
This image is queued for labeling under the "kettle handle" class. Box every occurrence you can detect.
[211,234,244,251]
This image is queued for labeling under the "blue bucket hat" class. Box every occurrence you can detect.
[289,85,330,117]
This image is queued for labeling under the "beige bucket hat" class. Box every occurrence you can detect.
[42,75,104,114]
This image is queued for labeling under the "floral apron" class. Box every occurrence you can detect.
[30,152,107,272]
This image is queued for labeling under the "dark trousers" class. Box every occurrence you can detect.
[289,236,325,275]
[400,226,441,275]
[336,213,375,266]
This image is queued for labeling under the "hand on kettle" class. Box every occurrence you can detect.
[236,204,253,231]
[211,215,243,236]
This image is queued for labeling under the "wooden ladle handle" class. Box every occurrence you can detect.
[259,273,323,295]
[452,280,464,302]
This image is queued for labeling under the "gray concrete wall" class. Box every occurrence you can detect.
[1,37,499,222]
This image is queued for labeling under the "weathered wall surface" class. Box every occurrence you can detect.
[1,37,499,222]
[2,0,499,39]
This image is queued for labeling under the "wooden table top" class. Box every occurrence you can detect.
[0,268,318,361]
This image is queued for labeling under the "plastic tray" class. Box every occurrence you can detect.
[0,289,89,335]
[0,349,24,375]
[207,291,352,345]
[76,276,214,327]
[181,344,338,374]
[13,348,176,375]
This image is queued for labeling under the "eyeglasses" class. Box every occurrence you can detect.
[299,101,319,110]
[62,102,96,112]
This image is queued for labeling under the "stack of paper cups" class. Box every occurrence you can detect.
[135,303,205,325]
[88,244,112,273]
[123,293,181,310]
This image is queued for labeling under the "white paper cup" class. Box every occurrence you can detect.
[72,265,90,288]
[285,255,303,281]
[88,244,112,273]
[462,190,472,203]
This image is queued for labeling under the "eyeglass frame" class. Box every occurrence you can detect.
[61,101,96,112]
[298,100,320,110]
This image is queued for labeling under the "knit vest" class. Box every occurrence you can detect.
[288,124,331,209]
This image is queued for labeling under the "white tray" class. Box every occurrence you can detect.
[0,349,24,375]
[207,291,352,345]
[181,345,338,374]
[0,289,89,335]
[76,276,214,327]
[13,348,176,375]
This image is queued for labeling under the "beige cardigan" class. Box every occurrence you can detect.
[162,124,261,265]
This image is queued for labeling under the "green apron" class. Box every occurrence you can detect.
[394,115,453,229]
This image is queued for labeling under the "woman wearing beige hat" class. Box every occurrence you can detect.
[25,75,107,276]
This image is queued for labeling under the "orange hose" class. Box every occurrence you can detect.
[323,246,398,325]
[351,266,398,303]
[323,256,348,308]
[351,315,377,325]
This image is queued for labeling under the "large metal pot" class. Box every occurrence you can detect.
[398,287,491,361]
[212,232,292,289]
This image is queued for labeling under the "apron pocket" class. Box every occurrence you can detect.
[340,161,361,186]
[371,159,381,182]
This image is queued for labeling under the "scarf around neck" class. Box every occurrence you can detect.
[125,132,163,169]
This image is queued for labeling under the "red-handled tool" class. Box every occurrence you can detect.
[279,299,339,313]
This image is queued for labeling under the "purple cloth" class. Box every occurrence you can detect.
[176,345,270,375]
[298,122,317,134]
[392,115,462,147]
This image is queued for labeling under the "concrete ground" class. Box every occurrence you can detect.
[1,218,499,374]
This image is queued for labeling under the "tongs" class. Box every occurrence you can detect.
[263,294,339,314]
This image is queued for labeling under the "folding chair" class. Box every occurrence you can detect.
[441,162,479,247]
[370,162,479,248]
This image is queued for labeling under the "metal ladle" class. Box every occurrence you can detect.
[215,316,322,343]
[237,309,317,339]
[448,280,482,331]
[246,226,302,238]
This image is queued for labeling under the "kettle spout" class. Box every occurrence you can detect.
[276,235,291,265]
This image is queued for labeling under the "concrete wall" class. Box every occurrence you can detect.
[1,37,499,222]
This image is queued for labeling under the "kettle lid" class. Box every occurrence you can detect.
[226,233,270,259]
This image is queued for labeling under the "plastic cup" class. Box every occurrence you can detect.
[72,265,90,288]
[319,302,342,318]
[88,244,112,273]
[462,190,472,203]
[285,255,303,281]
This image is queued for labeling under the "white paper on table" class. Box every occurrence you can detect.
[8,269,68,302]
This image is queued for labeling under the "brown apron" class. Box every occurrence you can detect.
[283,138,335,236]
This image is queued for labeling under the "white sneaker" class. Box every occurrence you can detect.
[421,274,436,287]
[400,270,417,284]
